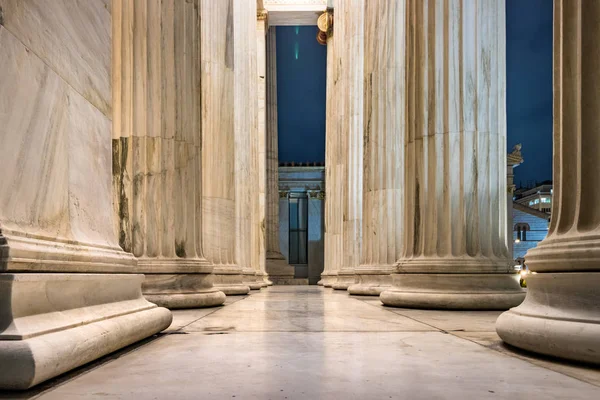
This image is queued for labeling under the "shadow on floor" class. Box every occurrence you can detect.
[0,333,169,399]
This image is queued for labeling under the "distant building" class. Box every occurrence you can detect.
[278,163,325,285]
[514,184,553,213]
[507,145,551,266]
[512,202,551,265]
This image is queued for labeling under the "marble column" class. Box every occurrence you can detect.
[265,27,295,283]
[496,0,600,364]
[331,0,364,291]
[506,145,523,260]
[320,6,341,288]
[255,10,272,287]
[380,0,525,310]
[113,0,225,309]
[348,0,405,296]
[0,0,171,389]
[234,0,262,290]
[201,0,250,295]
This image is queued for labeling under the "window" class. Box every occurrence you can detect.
[541,198,551,204]
[514,223,530,242]
[288,194,308,264]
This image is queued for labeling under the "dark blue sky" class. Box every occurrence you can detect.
[506,0,553,186]
[277,2,553,184]
[277,26,327,163]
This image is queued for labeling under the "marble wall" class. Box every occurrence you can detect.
[0,0,119,261]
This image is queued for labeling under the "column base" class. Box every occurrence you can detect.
[380,273,525,310]
[320,273,337,288]
[243,271,264,290]
[270,278,309,285]
[348,273,393,296]
[496,272,600,364]
[0,273,172,390]
[213,269,251,295]
[331,273,357,290]
[137,259,225,309]
[266,256,295,284]
[257,272,273,287]
[142,274,225,309]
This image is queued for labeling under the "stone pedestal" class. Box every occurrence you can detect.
[113,0,225,308]
[348,270,394,296]
[0,273,171,390]
[139,262,225,308]
[496,0,600,364]
[380,0,524,309]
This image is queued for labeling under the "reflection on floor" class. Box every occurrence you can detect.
[6,286,600,399]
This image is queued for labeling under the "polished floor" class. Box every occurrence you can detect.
[6,286,600,399]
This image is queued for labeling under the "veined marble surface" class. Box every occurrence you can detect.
[0,0,111,116]
[0,23,115,249]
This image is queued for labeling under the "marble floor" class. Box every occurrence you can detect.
[3,286,600,400]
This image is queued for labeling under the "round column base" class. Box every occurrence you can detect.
[142,273,226,309]
[332,274,357,290]
[348,274,393,296]
[145,290,226,309]
[320,274,337,288]
[380,273,525,310]
[496,272,600,364]
[214,284,251,295]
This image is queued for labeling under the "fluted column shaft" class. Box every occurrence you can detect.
[255,13,271,286]
[233,0,254,287]
[348,0,405,296]
[321,9,342,288]
[381,0,524,309]
[265,28,295,282]
[497,0,600,364]
[201,0,249,295]
[113,0,225,308]
[265,27,282,259]
[331,0,364,291]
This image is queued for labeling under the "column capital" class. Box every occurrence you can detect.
[257,9,268,21]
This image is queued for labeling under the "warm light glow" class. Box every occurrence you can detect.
[515,238,520,243]
[520,270,528,278]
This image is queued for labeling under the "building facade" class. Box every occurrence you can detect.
[0,0,599,390]
[278,164,325,285]
[512,203,551,262]
[514,184,553,213]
